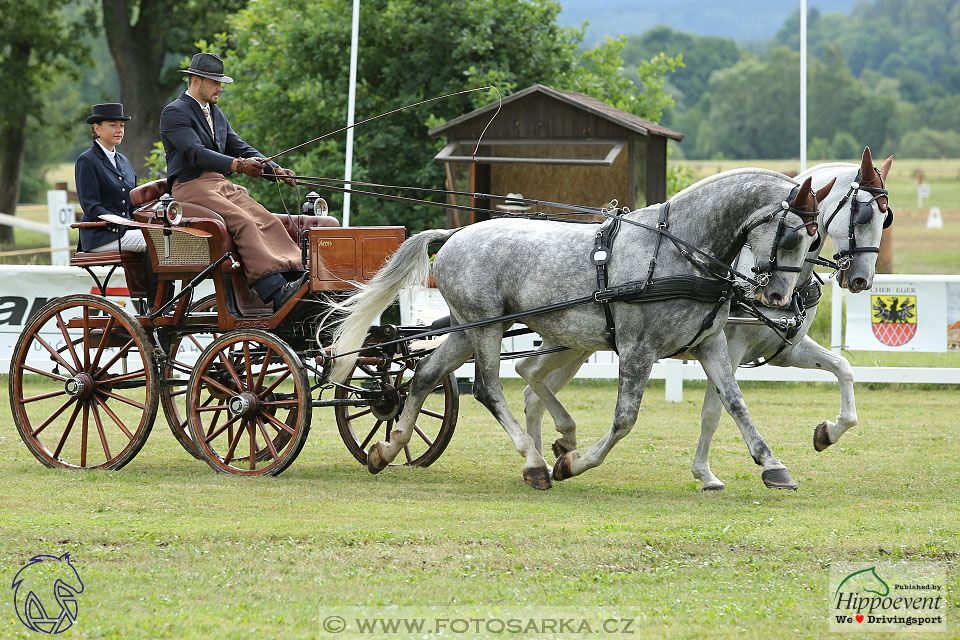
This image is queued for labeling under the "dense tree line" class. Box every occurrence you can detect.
[623,0,960,159]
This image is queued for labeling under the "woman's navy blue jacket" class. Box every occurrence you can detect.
[75,142,137,251]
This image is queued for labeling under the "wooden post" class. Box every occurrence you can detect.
[876,226,893,273]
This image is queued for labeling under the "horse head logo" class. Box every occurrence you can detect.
[12,553,84,634]
[835,565,890,601]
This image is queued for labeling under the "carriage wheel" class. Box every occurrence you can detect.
[187,330,310,476]
[9,294,159,470]
[159,295,219,460]
[334,358,458,467]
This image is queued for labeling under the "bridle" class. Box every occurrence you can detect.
[822,166,893,272]
[742,184,821,283]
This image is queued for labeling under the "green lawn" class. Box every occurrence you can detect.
[1,377,957,639]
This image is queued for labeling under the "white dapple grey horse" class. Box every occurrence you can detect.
[519,147,892,491]
[328,169,831,490]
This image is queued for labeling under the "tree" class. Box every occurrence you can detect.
[0,0,91,243]
[99,0,248,177]
[217,0,680,232]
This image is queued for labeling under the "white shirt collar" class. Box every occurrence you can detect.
[95,139,118,168]
[186,92,208,109]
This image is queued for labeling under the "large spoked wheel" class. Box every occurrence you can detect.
[335,358,458,467]
[187,330,310,476]
[10,294,159,470]
[159,295,219,460]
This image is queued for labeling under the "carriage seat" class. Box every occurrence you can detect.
[69,250,150,298]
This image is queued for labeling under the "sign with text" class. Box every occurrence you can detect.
[845,277,949,352]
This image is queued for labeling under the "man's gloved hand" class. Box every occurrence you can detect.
[273,165,298,187]
[235,157,265,178]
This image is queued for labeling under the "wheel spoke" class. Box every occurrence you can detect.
[257,418,279,460]
[204,414,241,443]
[346,407,373,421]
[90,314,116,373]
[259,370,292,398]
[413,424,433,447]
[199,374,237,398]
[168,388,187,398]
[22,364,68,382]
[196,404,230,412]
[95,396,134,439]
[34,334,77,376]
[80,403,89,467]
[53,402,84,459]
[90,400,112,461]
[403,444,412,463]
[96,389,145,410]
[243,343,254,388]
[23,389,68,404]
[420,408,445,420]
[217,349,246,391]
[222,419,246,465]
[82,306,90,370]
[261,410,295,435]
[31,397,77,437]
[359,420,383,449]
[55,312,82,371]
[253,346,274,392]
[96,369,146,384]
[96,339,136,375]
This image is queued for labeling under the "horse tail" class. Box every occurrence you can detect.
[326,228,458,383]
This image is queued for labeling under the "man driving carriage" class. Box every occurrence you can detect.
[159,52,306,311]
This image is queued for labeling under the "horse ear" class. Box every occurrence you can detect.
[879,154,894,181]
[792,176,813,208]
[815,177,837,204]
[860,146,874,177]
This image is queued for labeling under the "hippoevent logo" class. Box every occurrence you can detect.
[11,553,84,634]
[829,562,945,632]
[871,293,917,346]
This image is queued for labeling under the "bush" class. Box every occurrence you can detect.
[896,127,960,158]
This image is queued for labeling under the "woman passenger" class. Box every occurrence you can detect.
[75,103,146,252]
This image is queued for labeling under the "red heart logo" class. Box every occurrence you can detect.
[856,615,864,623]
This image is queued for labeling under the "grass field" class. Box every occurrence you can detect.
[1,377,957,638]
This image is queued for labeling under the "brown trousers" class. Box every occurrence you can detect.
[172,172,302,282]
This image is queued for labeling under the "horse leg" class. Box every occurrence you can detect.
[772,336,858,451]
[516,345,591,457]
[470,326,554,490]
[552,348,654,481]
[366,331,474,472]
[692,340,749,491]
[693,333,797,490]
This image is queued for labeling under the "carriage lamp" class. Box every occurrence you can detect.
[155,194,183,258]
[303,192,329,216]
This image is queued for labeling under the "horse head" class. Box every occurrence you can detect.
[12,553,84,633]
[746,175,835,308]
[841,146,894,292]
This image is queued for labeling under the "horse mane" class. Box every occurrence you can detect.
[670,168,797,202]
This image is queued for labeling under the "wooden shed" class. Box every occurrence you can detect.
[428,84,683,225]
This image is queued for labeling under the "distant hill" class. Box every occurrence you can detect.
[557,0,859,44]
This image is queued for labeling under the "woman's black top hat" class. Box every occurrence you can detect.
[86,103,131,124]
[179,52,234,84]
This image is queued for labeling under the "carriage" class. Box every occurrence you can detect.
[9,179,459,476]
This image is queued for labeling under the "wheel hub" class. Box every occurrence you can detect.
[64,373,95,400]
[370,383,402,421]
[228,392,260,418]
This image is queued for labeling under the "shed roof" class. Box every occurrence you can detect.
[428,83,683,141]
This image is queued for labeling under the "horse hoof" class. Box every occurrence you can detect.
[366,443,388,474]
[551,439,573,459]
[762,468,797,490]
[552,452,575,482]
[701,484,725,492]
[813,422,833,452]
[522,466,553,490]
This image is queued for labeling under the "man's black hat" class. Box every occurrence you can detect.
[86,103,132,124]
[179,52,234,84]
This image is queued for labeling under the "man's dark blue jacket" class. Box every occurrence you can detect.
[75,142,137,251]
[159,92,280,185]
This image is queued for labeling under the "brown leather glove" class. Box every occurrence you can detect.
[273,165,298,187]
[235,157,265,178]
